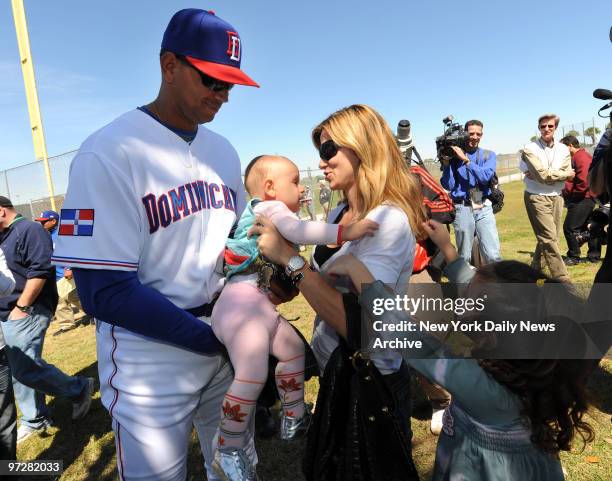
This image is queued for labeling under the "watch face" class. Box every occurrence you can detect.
[287,256,305,272]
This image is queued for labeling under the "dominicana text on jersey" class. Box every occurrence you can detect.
[141,180,238,234]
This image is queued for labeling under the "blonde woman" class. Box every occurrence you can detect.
[252,104,424,480]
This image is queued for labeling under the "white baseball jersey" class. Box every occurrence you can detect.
[53,109,246,308]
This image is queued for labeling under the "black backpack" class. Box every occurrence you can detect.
[479,149,504,214]
[489,171,504,214]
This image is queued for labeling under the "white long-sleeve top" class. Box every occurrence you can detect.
[253,200,339,245]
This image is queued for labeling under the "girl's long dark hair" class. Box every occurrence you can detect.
[475,261,595,453]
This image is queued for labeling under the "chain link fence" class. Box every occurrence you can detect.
[0,147,527,221]
[1,150,76,220]
[529,118,605,147]
[559,119,600,146]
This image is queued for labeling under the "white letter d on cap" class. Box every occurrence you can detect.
[226,32,241,61]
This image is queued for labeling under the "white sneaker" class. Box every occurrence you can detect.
[16,424,43,444]
[430,408,445,435]
[72,377,95,420]
[16,417,53,444]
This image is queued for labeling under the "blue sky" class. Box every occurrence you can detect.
[1,0,611,174]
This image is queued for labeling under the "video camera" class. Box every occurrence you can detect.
[575,204,609,247]
[435,115,469,162]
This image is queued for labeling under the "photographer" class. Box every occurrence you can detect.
[588,26,612,283]
[589,128,612,282]
[440,119,501,265]
[560,135,601,264]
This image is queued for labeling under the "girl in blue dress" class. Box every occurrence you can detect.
[326,219,594,481]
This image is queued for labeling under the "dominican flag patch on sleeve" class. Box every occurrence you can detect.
[59,209,95,236]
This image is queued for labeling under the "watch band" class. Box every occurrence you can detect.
[15,303,32,313]
[291,271,305,285]
[290,263,316,286]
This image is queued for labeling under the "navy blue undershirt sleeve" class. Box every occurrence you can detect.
[73,268,221,355]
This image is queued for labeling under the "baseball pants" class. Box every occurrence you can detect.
[96,320,256,481]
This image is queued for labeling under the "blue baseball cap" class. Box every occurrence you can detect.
[162,9,259,87]
[35,210,59,222]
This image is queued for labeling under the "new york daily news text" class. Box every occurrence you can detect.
[359,282,611,360]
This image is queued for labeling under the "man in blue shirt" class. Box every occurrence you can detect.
[440,119,502,264]
[35,211,88,335]
[0,198,93,443]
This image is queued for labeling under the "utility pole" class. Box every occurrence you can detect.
[11,0,56,210]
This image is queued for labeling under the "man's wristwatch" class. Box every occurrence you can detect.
[15,304,33,315]
[285,255,306,284]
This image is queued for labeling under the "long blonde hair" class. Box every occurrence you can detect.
[312,104,426,239]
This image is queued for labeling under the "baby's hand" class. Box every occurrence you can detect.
[342,219,379,241]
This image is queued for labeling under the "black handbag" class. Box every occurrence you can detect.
[303,293,419,481]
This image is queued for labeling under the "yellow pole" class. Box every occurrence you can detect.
[11,0,56,211]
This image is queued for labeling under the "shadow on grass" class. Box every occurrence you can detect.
[19,361,118,481]
[16,361,443,481]
[587,361,612,414]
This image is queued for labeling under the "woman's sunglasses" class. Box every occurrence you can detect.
[319,140,339,161]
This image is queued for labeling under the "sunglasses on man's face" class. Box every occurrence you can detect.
[176,55,234,92]
[319,140,339,161]
[539,124,556,130]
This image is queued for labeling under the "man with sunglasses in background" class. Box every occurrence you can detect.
[53,9,261,481]
[520,114,574,281]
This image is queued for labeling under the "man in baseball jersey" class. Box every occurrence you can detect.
[53,9,259,481]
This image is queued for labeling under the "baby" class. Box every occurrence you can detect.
[211,155,377,481]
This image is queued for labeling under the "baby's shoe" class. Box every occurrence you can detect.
[279,404,312,440]
[212,447,260,481]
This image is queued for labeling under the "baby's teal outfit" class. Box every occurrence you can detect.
[225,198,262,278]
[360,258,565,481]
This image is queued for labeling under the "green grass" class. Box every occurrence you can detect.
[17,181,612,480]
